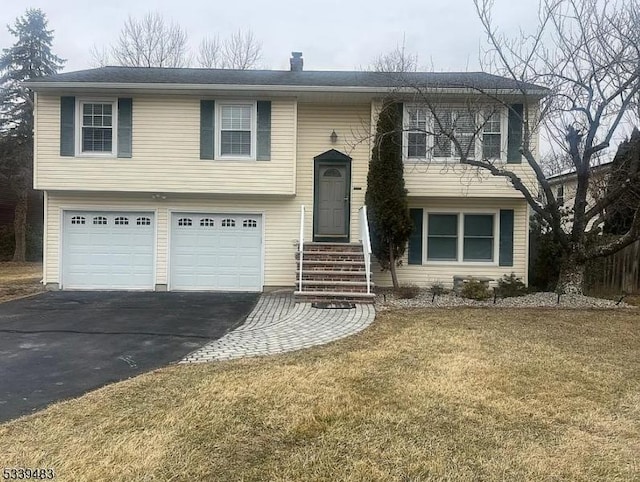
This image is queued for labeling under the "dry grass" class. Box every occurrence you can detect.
[1,308,639,481]
[624,294,640,307]
[0,262,43,302]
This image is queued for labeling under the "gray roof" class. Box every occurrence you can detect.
[27,66,547,92]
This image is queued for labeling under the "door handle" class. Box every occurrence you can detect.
[344,197,349,202]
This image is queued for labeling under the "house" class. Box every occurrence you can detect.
[26,53,544,300]
[546,162,612,208]
[546,161,612,231]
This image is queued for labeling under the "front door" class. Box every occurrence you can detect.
[314,161,350,242]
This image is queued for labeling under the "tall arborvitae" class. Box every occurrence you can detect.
[365,100,413,289]
[0,9,64,261]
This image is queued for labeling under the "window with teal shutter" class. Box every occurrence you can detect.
[427,214,458,260]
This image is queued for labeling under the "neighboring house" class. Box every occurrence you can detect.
[26,53,544,299]
[546,162,612,231]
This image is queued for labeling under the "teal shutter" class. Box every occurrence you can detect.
[60,96,75,157]
[507,104,523,163]
[200,100,215,160]
[256,101,271,161]
[117,98,133,158]
[408,208,423,265]
[499,209,514,266]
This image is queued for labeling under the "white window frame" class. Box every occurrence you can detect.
[403,104,508,163]
[423,209,499,266]
[76,98,118,157]
[403,106,429,160]
[478,106,509,163]
[556,185,565,205]
[215,100,257,160]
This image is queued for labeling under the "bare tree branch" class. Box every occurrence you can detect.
[370,35,418,72]
[196,30,262,69]
[107,12,190,68]
[197,36,222,68]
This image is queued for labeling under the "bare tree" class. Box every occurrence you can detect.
[103,12,189,68]
[371,36,418,72]
[397,0,640,293]
[222,30,262,69]
[89,44,110,67]
[197,30,262,69]
[197,36,223,68]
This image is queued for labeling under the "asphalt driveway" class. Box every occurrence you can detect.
[0,291,259,423]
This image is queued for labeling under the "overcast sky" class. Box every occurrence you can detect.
[1,0,539,72]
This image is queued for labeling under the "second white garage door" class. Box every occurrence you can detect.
[169,213,263,291]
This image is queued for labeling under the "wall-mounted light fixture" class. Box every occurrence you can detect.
[330,130,338,143]
[151,193,167,200]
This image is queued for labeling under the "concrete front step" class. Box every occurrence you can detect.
[294,290,376,304]
[299,254,365,260]
[302,242,364,253]
[302,279,373,293]
[296,269,367,277]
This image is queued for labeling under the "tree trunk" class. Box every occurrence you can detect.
[388,241,400,289]
[12,191,28,262]
[557,255,586,295]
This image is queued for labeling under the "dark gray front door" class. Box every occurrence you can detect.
[315,163,349,241]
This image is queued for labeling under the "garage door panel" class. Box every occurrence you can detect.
[170,213,262,291]
[62,211,155,290]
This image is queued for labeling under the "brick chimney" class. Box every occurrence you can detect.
[290,52,303,72]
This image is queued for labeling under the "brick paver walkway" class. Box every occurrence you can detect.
[180,291,375,363]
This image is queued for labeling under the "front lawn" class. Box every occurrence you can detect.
[0,262,43,302]
[1,308,638,481]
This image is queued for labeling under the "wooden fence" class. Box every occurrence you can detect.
[588,240,640,294]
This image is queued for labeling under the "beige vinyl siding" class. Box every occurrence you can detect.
[373,198,529,288]
[296,103,372,241]
[35,94,296,195]
[45,192,300,288]
[403,162,539,198]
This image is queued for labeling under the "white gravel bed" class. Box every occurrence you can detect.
[375,290,633,310]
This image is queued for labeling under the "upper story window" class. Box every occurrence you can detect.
[404,105,504,162]
[556,185,564,205]
[406,107,428,158]
[218,103,255,159]
[482,112,502,159]
[79,101,116,155]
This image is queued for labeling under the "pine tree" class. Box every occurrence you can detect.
[365,101,413,289]
[603,128,640,235]
[0,9,64,261]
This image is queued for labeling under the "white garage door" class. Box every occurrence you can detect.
[170,213,262,291]
[62,211,155,290]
